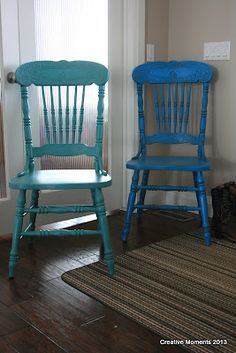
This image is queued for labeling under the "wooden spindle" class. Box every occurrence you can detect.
[154,85,160,132]
[41,86,51,144]
[137,84,145,155]
[96,86,104,148]
[58,86,63,144]
[78,86,85,143]
[72,86,78,144]
[50,86,57,143]
[173,83,178,133]
[65,86,70,144]
[167,84,171,133]
[198,82,209,159]
[161,84,166,132]
[183,83,192,133]
[21,87,34,172]
[179,83,185,132]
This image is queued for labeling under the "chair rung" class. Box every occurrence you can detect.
[21,229,101,237]
[135,204,200,212]
[137,185,197,192]
[25,205,96,214]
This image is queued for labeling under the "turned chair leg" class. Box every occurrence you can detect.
[122,170,139,241]
[193,172,201,221]
[193,171,203,227]
[90,189,99,220]
[28,190,39,246]
[196,171,211,246]
[9,190,26,279]
[29,190,39,230]
[137,170,149,220]
[94,188,114,275]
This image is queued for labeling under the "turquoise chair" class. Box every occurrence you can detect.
[122,61,213,245]
[9,60,114,278]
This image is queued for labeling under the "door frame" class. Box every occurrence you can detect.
[0,0,145,235]
[122,0,145,207]
[0,0,24,235]
[107,0,145,211]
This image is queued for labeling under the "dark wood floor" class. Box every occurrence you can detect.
[0,210,201,353]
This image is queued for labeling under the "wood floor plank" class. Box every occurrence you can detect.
[0,337,16,353]
[0,211,202,353]
[0,306,29,336]
[80,307,160,353]
[11,282,115,353]
[32,277,175,353]
[0,276,33,306]
[4,327,68,353]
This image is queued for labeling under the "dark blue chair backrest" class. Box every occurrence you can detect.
[132,61,213,159]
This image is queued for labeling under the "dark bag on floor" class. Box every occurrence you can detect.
[211,181,236,242]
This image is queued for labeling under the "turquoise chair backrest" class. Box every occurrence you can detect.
[15,60,108,174]
[132,61,213,160]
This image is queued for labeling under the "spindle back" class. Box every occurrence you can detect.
[132,61,213,159]
[15,60,108,174]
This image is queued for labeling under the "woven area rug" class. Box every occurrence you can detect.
[62,231,236,353]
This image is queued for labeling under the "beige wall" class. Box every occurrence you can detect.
[146,0,236,194]
[145,0,169,144]
[145,0,169,60]
[144,0,169,203]
[168,0,236,186]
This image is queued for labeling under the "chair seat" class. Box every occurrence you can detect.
[9,169,112,190]
[126,156,210,171]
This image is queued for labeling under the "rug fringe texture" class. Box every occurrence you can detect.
[62,232,236,353]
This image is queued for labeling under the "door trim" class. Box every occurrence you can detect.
[0,0,145,235]
[122,0,145,207]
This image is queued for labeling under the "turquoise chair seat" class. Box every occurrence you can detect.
[122,61,214,246]
[9,170,112,190]
[8,60,114,278]
[127,156,210,171]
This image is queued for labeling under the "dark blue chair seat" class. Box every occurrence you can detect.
[122,60,214,246]
[127,156,210,171]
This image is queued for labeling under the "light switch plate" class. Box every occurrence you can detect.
[146,44,155,62]
[203,41,231,61]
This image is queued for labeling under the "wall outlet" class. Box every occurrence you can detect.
[204,41,231,61]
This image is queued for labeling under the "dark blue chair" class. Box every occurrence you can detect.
[122,61,213,245]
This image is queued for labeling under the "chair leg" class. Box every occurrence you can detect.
[196,171,211,246]
[94,188,114,275]
[193,172,201,219]
[137,170,149,220]
[122,170,139,241]
[28,190,39,245]
[9,190,26,279]
[90,189,98,220]
[29,190,39,230]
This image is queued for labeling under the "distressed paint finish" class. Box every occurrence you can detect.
[15,60,109,86]
[9,60,114,278]
[122,60,213,246]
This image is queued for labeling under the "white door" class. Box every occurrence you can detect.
[0,0,24,235]
[0,0,145,235]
